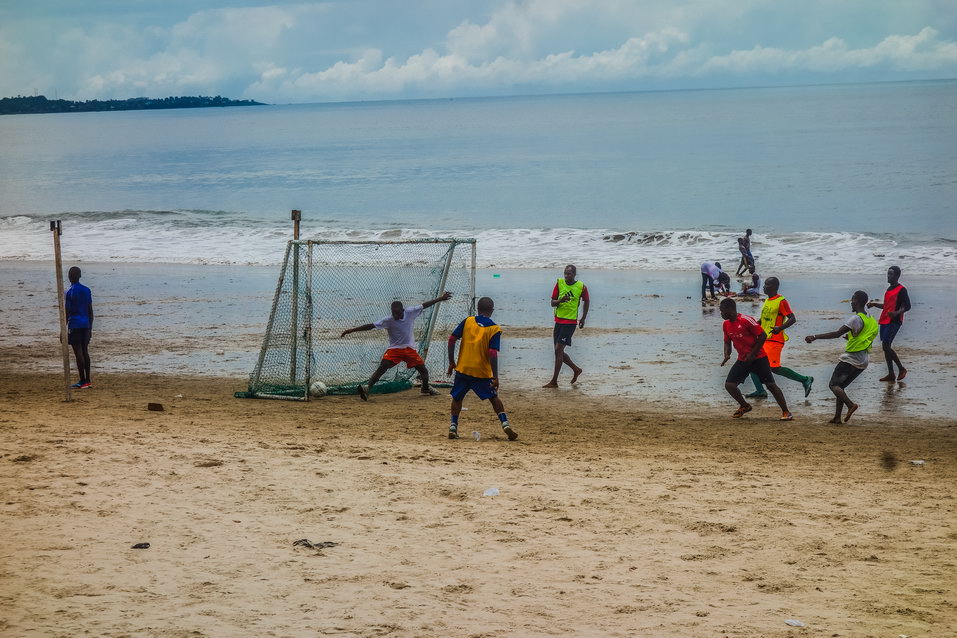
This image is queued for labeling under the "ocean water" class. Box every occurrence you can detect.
[1,80,955,273]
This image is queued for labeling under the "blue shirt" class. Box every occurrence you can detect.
[452,315,501,351]
[65,282,93,329]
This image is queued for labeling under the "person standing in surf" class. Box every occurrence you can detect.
[867,266,911,382]
[544,264,589,388]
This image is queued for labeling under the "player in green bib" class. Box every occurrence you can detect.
[805,290,878,423]
[543,264,589,388]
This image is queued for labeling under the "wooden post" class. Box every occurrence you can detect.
[289,210,302,387]
[51,221,72,402]
[291,209,301,240]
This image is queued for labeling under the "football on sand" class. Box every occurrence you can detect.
[309,381,328,397]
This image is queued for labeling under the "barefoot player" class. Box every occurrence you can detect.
[543,264,589,387]
[719,298,792,420]
[447,297,517,441]
[867,266,911,383]
[341,292,452,400]
[745,277,814,399]
[805,290,878,423]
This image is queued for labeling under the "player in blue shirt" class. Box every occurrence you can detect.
[65,266,94,389]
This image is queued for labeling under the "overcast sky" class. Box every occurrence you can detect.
[2,0,956,103]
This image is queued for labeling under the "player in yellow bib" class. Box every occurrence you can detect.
[746,277,814,399]
[446,297,517,441]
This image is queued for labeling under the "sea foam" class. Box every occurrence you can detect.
[1,211,954,274]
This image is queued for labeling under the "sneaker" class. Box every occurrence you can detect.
[780,411,794,421]
[357,384,368,401]
[745,391,768,399]
[421,387,439,396]
[802,376,814,398]
[79,382,92,389]
[502,423,518,441]
[448,426,460,440]
[71,382,84,389]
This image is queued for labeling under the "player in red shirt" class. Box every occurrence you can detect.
[866,265,911,382]
[719,298,793,420]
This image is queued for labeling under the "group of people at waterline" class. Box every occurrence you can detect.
[64,252,911,437]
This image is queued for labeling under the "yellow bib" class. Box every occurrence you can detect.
[760,295,788,342]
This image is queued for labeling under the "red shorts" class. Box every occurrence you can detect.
[763,340,784,368]
[382,347,424,368]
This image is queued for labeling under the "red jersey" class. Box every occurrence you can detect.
[723,313,768,361]
[878,284,909,325]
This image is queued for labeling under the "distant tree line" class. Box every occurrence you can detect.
[0,95,265,115]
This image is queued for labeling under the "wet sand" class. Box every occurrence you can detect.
[2,262,955,419]
[1,371,956,636]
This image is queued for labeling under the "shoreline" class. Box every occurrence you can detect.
[3,261,955,420]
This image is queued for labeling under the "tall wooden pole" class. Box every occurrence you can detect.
[291,209,301,240]
[51,221,72,402]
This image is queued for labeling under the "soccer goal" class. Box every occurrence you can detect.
[236,238,476,400]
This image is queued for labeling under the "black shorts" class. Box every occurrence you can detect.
[726,356,773,385]
[68,328,91,346]
[553,323,576,346]
[829,361,864,389]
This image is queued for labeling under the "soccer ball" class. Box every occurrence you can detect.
[309,381,328,397]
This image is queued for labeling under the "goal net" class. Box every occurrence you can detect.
[236,238,476,400]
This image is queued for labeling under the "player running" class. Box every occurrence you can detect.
[447,296,517,441]
[341,292,452,400]
[805,290,878,423]
[719,298,793,420]
[867,266,911,383]
[745,277,814,399]
[543,264,589,388]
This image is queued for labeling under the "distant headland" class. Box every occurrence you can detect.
[0,95,265,115]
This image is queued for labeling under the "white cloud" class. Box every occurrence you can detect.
[254,26,957,101]
[697,27,957,75]
[2,1,956,103]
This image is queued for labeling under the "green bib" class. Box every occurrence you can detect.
[846,312,878,353]
[555,279,584,321]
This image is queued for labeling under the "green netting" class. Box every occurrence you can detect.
[236,239,475,400]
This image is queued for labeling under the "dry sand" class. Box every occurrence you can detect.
[1,371,955,637]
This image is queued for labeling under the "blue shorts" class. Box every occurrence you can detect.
[450,372,497,401]
[879,322,901,345]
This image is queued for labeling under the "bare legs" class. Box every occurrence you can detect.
[543,342,582,387]
[71,342,90,384]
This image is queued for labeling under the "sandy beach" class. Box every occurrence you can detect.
[2,370,955,637]
[2,260,957,635]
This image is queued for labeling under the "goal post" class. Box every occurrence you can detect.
[236,238,476,400]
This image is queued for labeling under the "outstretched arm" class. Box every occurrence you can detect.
[340,323,375,337]
[805,325,850,343]
[422,291,452,309]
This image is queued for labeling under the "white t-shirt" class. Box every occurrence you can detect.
[701,262,721,279]
[373,304,424,350]
[838,314,868,369]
